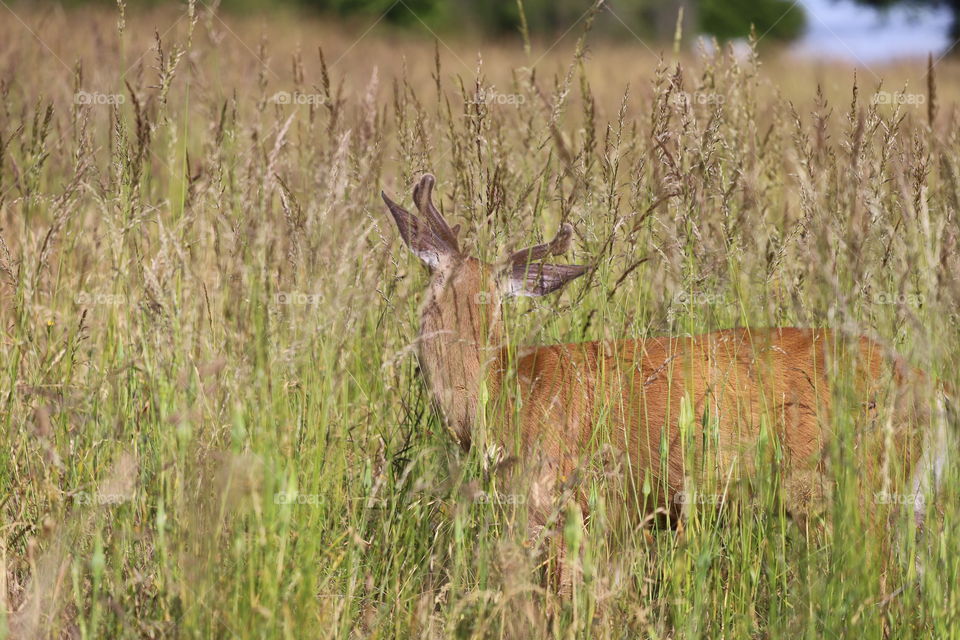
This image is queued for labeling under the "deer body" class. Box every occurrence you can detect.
[417,256,923,515]
[383,174,947,590]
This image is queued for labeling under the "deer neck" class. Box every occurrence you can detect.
[417,273,503,449]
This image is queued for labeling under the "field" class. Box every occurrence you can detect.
[2,1,959,637]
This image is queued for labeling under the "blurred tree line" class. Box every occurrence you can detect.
[283,0,806,42]
[61,0,807,42]
[51,0,960,45]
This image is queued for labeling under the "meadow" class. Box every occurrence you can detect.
[1,2,959,637]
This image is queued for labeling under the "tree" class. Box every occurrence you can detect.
[698,0,806,42]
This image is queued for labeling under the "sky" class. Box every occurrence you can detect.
[793,0,954,62]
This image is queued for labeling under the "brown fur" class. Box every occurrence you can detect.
[384,175,935,592]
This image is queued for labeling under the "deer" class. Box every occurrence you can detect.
[381,172,953,593]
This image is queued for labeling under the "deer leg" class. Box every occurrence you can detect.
[524,459,579,597]
[901,388,951,578]
[782,467,831,535]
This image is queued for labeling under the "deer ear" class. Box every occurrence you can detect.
[381,190,450,268]
[505,262,590,297]
[381,174,460,269]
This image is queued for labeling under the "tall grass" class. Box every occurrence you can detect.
[1,2,958,637]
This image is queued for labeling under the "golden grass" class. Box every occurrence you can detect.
[1,1,958,637]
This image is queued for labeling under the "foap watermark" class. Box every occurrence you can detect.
[74,491,129,505]
[874,491,925,506]
[275,292,322,305]
[75,291,128,306]
[670,91,725,107]
[872,292,925,306]
[673,291,725,306]
[274,492,322,505]
[871,91,926,107]
[473,490,526,505]
[468,87,525,106]
[74,90,125,106]
[269,91,327,106]
[473,290,519,305]
[673,490,724,505]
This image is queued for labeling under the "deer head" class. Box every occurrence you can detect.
[381,173,589,310]
[381,173,589,446]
